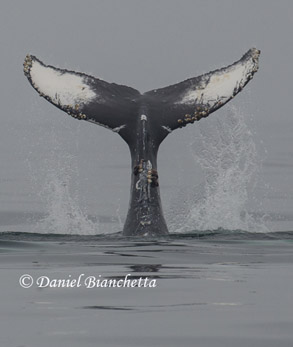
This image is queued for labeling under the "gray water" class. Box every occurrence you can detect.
[1,232,293,347]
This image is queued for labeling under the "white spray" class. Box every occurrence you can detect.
[174,106,268,233]
[29,125,98,235]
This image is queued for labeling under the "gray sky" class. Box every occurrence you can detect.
[0,0,292,231]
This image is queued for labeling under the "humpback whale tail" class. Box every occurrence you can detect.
[23,48,260,236]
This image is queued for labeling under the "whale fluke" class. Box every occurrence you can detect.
[144,48,260,132]
[24,48,260,236]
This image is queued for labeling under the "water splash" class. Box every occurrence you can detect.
[175,106,269,233]
[31,130,98,235]
[37,170,97,235]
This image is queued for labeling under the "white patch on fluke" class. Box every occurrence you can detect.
[29,60,97,106]
[162,125,172,133]
[177,55,257,106]
[112,125,126,133]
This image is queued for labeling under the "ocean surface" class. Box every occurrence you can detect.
[0,107,293,346]
[1,231,293,347]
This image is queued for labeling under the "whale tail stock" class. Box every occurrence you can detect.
[23,48,260,236]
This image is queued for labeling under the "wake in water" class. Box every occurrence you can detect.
[170,106,269,233]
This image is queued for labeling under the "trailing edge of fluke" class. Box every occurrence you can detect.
[24,48,260,236]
